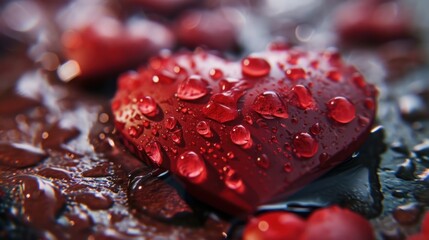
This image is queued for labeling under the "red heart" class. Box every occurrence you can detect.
[111,47,377,215]
[60,17,174,81]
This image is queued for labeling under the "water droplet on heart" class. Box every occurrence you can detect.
[203,91,242,123]
[291,85,314,109]
[319,152,330,165]
[177,75,208,100]
[209,68,223,80]
[144,141,163,166]
[244,115,253,125]
[230,125,253,149]
[138,96,158,117]
[256,154,270,169]
[227,151,235,159]
[252,91,288,119]
[152,68,177,84]
[352,73,366,88]
[128,126,142,138]
[176,151,206,180]
[164,116,177,130]
[285,68,306,81]
[326,70,342,82]
[241,57,271,78]
[196,121,212,137]
[283,162,293,173]
[327,97,356,123]
[223,167,244,192]
[171,129,183,144]
[310,123,322,135]
[293,132,318,158]
[364,98,375,110]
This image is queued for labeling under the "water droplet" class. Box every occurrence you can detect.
[327,97,356,124]
[227,151,235,159]
[171,129,183,144]
[230,125,253,149]
[244,115,253,125]
[177,75,208,100]
[252,91,288,119]
[223,167,244,192]
[256,154,270,169]
[144,141,163,166]
[364,98,375,110]
[241,57,271,78]
[138,96,158,117]
[293,132,318,158]
[203,91,243,123]
[326,70,342,82]
[319,152,330,165]
[352,73,366,88]
[176,151,206,181]
[196,121,213,138]
[290,85,315,109]
[152,69,177,84]
[164,116,177,130]
[283,162,293,173]
[310,123,322,135]
[128,126,142,138]
[285,68,306,81]
[209,68,224,80]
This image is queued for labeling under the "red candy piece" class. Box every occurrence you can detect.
[60,17,174,81]
[301,206,375,240]
[243,212,306,240]
[112,47,377,215]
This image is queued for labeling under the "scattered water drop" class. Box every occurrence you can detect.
[223,167,244,192]
[352,73,366,88]
[310,123,322,135]
[283,162,293,173]
[138,96,158,117]
[203,91,243,123]
[177,75,208,100]
[252,91,288,119]
[244,115,253,125]
[291,85,315,109]
[285,68,306,81]
[293,132,319,158]
[176,151,206,181]
[144,141,163,166]
[196,121,213,138]
[327,97,356,124]
[171,129,183,144]
[128,126,142,138]
[241,57,271,78]
[326,70,342,82]
[209,68,224,80]
[230,125,253,149]
[256,154,270,169]
[364,98,375,110]
[164,116,177,130]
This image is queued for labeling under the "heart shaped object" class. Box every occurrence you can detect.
[111,47,377,215]
[60,17,174,81]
